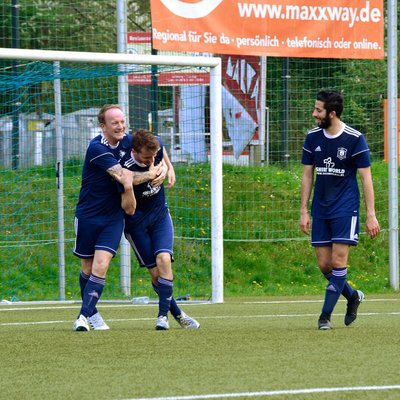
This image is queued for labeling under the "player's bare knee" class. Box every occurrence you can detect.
[92,259,110,277]
[318,264,331,273]
[156,252,172,268]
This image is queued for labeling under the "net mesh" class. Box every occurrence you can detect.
[0,60,214,301]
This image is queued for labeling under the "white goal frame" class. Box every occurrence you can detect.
[0,47,224,303]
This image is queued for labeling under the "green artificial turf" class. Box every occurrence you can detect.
[1,295,400,400]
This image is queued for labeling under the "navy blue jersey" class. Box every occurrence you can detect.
[120,136,166,217]
[75,134,132,221]
[302,124,370,219]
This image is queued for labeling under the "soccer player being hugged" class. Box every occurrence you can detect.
[299,90,380,330]
[73,105,160,332]
[121,129,200,330]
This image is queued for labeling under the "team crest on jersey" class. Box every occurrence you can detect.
[337,147,347,160]
[119,150,126,159]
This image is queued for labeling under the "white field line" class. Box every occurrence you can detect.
[121,385,400,400]
[0,304,160,312]
[243,298,400,304]
[0,297,399,312]
[0,317,154,326]
[1,311,400,327]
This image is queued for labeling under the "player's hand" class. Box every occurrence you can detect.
[365,215,380,239]
[148,162,162,181]
[165,166,176,188]
[299,212,311,235]
[151,161,168,187]
[120,168,134,191]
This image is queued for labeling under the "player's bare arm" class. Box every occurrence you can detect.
[107,164,132,189]
[359,167,380,239]
[107,165,136,214]
[121,186,136,215]
[107,163,124,181]
[120,168,136,214]
[131,162,162,186]
[163,149,176,188]
[299,165,314,235]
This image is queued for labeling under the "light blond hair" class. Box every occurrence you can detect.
[97,104,122,125]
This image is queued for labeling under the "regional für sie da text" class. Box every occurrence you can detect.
[152,29,380,51]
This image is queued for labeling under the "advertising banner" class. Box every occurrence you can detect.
[127,32,209,85]
[150,0,384,59]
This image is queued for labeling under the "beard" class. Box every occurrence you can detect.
[317,115,331,129]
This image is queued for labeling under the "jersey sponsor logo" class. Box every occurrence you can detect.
[142,182,161,198]
[337,147,347,160]
[324,157,335,169]
[315,157,345,176]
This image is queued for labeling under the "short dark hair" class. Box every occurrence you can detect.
[316,90,344,118]
[97,104,122,125]
[132,129,159,153]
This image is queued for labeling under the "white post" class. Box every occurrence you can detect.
[117,0,131,296]
[387,0,399,290]
[259,56,267,165]
[210,60,224,303]
[265,107,270,166]
[34,130,42,165]
[54,61,66,300]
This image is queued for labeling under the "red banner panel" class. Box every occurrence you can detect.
[150,0,384,59]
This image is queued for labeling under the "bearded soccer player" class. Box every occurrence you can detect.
[299,90,380,330]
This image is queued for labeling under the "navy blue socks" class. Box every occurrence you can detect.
[79,274,105,318]
[157,277,173,317]
[323,270,355,300]
[152,282,181,318]
[79,271,98,316]
[322,267,347,316]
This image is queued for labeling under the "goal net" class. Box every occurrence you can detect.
[0,48,223,303]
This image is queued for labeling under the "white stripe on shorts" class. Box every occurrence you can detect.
[350,215,358,241]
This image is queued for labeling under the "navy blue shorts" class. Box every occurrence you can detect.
[73,217,124,258]
[124,207,174,268]
[311,215,359,247]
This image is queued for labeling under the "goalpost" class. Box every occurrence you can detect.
[0,47,224,303]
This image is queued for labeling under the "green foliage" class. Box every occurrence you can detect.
[0,0,395,305]
[0,0,151,52]
[0,161,394,301]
